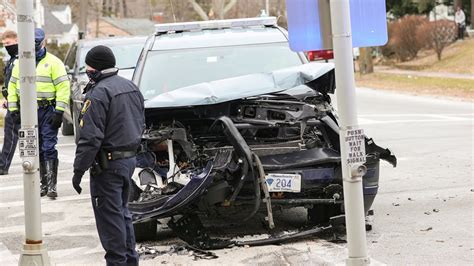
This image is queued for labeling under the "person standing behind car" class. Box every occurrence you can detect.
[7,28,70,198]
[0,30,20,175]
[71,45,144,266]
[455,6,466,40]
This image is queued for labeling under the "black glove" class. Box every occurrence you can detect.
[1,86,8,98]
[10,110,21,124]
[49,110,63,129]
[72,170,84,194]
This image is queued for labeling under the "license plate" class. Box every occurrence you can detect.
[265,173,301,193]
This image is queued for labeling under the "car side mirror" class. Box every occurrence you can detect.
[65,66,74,75]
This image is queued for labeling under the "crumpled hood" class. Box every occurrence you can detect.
[145,62,335,108]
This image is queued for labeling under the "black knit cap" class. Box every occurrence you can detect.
[85,45,116,71]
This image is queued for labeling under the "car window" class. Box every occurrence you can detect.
[78,43,144,73]
[139,42,303,100]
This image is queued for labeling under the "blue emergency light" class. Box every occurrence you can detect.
[286,0,388,51]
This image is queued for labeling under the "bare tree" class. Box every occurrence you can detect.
[358,47,374,74]
[187,0,237,20]
[471,0,474,30]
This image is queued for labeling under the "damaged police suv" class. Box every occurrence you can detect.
[129,17,397,246]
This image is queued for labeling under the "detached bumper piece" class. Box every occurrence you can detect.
[130,162,214,223]
[167,213,334,250]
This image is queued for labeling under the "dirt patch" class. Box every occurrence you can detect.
[395,38,474,75]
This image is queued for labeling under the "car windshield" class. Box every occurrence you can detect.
[78,43,144,72]
[139,42,303,100]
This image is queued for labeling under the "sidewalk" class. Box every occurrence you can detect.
[375,66,474,80]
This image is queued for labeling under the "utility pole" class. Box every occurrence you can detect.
[79,0,88,39]
[17,0,50,265]
[329,0,369,265]
[265,0,270,15]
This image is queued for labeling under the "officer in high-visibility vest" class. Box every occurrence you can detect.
[7,28,70,199]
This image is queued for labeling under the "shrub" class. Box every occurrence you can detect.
[417,19,456,61]
[382,15,429,62]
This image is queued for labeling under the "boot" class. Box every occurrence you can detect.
[45,160,58,199]
[40,161,48,197]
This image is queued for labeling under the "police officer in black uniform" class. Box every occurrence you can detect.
[71,45,144,266]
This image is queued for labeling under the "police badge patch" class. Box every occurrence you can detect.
[81,99,91,114]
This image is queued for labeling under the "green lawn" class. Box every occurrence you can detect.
[356,73,474,100]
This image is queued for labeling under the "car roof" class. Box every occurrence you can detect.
[78,36,147,48]
[151,26,289,51]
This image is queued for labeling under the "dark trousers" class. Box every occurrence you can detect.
[457,24,465,40]
[38,106,58,162]
[90,157,139,266]
[0,110,20,171]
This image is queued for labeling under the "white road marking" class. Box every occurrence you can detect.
[0,178,90,191]
[0,194,90,209]
[359,113,473,117]
[0,242,18,265]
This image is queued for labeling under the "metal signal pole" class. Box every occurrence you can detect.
[16,0,50,265]
[329,0,369,265]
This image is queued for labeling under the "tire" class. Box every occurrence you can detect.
[128,179,158,241]
[128,181,141,202]
[61,117,74,136]
[134,220,158,242]
[308,204,342,225]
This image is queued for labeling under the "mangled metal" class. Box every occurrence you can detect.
[129,63,396,248]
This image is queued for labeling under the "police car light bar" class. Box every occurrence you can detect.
[155,17,277,33]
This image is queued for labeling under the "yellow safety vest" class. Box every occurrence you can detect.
[7,52,70,112]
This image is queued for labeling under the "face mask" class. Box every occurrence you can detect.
[35,40,43,52]
[5,44,18,57]
[86,69,101,81]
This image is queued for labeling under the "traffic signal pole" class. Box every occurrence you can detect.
[329,0,369,265]
[17,0,50,265]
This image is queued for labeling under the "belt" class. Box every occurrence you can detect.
[105,150,136,161]
[37,99,55,107]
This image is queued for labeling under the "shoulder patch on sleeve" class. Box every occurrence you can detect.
[81,99,91,115]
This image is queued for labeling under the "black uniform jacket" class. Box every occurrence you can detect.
[73,70,145,173]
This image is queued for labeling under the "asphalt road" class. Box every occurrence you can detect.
[0,88,472,265]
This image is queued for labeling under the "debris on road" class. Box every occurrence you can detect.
[408,198,414,201]
[420,227,433,232]
[432,209,440,213]
[136,243,219,261]
[424,211,431,215]
[392,203,400,206]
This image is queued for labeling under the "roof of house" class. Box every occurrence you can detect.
[49,5,68,12]
[43,6,74,35]
[101,17,155,36]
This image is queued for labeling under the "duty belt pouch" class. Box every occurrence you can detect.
[98,150,109,170]
[90,150,109,176]
[90,161,102,176]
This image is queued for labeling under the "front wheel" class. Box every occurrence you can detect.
[307,204,342,225]
[134,220,158,242]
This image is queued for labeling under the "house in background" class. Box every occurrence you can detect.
[87,17,155,38]
[0,0,17,33]
[42,4,79,45]
[1,0,78,46]
[429,3,455,22]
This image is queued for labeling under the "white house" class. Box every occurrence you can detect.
[1,0,78,46]
[0,0,17,33]
[42,4,78,45]
[429,3,455,21]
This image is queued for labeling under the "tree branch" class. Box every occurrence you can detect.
[223,0,237,15]
[188,0,209,20]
